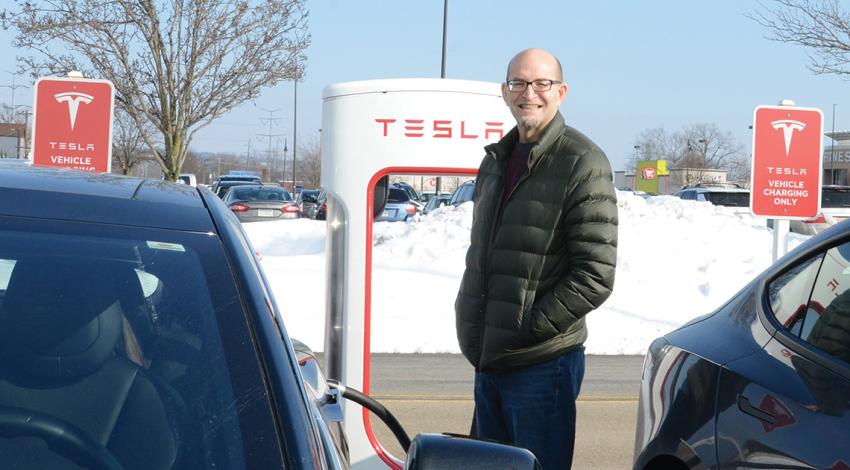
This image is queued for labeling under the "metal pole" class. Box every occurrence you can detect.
[441,0,448,79]
[436,0,448,196]
[832,103,837,184]
[293,79,298,193]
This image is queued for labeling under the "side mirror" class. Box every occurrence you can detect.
[291,339,344,422]
[405,433,540,470]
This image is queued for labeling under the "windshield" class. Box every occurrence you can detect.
[387,187,410,203]
[0,219,281,469]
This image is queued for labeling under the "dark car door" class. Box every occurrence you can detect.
[715,242,850,469]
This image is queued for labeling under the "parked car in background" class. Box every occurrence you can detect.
[420,191,452,204]
[223,184,300,222]
[422,194,452,214]
[0,165,538,470]
[314,191,328,220]
[215,179,261,199]
[633,218,850,470]
[211,174,262,194]
[392,182,424,212]
[449,179,476,207]
[178,173,197,187]
[297,189,321,219]
[793,185,850,235]
[676,184,750,207]
[375,187,419,222]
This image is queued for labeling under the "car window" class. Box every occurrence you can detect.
[768,254,823,335]
[705,191,749,207]
[0,221,283,468]
[822,188,850,208]
[800,241,850,364]
[679,190,695,200]
[387,187,409,203]
[233,188,292,202]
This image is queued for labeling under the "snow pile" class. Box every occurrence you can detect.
[244,191,808,355]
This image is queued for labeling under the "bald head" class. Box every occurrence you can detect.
[501,48,568,143]
[506,48,563,82]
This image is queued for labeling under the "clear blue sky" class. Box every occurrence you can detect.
[2,0,848,171]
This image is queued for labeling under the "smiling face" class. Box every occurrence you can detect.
[501,49,568,143]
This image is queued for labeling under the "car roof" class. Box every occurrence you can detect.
[0,165,214,232]
[683,187,749,193]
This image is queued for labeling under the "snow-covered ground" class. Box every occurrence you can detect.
[244,191,809,355]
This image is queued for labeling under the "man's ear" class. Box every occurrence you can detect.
[501,82,510,106]
[558,83,569,104]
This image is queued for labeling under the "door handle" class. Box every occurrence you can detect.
[738,395,777,425]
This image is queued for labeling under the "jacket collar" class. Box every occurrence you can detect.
[486,112,566,168]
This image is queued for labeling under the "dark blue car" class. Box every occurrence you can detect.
[0,165,539,470]
[634,219,850,469]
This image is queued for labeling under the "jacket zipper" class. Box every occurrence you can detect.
[477,148,539,363]
[477,149,533,363]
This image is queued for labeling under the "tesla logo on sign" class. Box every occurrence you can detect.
[375,118,505,140]
[642,167,656,180]
[54,92,95,130]
[751,105,823,219]
[32,76,115,173]
[771,119,806,157]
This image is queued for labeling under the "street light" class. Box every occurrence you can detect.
[283,138,289,189]
[831,103,837,184]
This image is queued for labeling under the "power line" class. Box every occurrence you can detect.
[257,108,284,181]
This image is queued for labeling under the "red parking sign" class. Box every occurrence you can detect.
[751,105,823,219]
[32,77,114,173]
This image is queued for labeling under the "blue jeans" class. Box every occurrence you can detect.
[473,348,585,470]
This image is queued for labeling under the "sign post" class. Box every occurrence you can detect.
[751,101,823,260]
[31,74,115,173]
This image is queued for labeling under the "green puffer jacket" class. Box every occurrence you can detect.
[455,113,618,372]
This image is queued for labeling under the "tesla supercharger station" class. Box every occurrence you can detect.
[320,78,513,469]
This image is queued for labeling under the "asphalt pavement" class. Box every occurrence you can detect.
[365,353,644,469]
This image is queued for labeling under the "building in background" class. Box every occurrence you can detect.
[824,131,850,185]
[0,123,26,159]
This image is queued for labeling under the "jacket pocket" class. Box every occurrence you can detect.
[529,308,560,342]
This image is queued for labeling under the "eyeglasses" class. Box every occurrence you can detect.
[506,79,562,93]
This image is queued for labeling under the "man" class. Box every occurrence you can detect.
[455,48,618,469]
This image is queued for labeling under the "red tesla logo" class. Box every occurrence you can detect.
[375,118,505,140]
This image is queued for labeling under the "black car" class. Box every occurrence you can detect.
[215,179,263,199]
[212,174,262,193]
[0,166,537,470]
[633,218,850,469]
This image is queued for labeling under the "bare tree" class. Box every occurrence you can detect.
[296,136,321,189]
[633,122,748,177]
[751,0,850,77]
[2,0,310,180]
[631,127,680,168]
[112,107,152,175]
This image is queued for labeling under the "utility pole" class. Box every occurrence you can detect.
[258,108,283,182]
[435,0,449,197]
[245,137,252,166]
[284,138,289,189]
[14,106,31,159]
[1,72,29,119]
